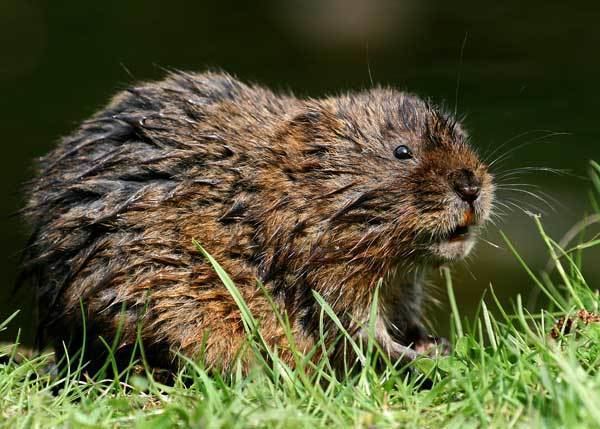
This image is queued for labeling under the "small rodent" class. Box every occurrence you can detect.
[21,71,494,374]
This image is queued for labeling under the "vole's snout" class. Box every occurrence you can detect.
[451,168,481,203]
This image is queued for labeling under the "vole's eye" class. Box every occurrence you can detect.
[393,145,412,160]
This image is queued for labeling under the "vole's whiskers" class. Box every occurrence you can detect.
[479,237,502,249]
[453,33,468,117]
[461,257,477,281]
[496,186,561,212]
[498,198,534,214]
[481,129,549,162]
[487,208,507,223]
[490,161,570,222]
[494,166,570,181]
[365,42,374,88]
[488,132,569,168]
[494,182,541,189]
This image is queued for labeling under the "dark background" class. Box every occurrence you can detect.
[1,0,599,343]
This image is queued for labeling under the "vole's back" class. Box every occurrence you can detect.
[23,72,306,370]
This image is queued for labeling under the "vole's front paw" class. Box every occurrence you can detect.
[414,336,451,357]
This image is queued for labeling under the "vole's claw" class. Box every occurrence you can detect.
[414,335,451,357]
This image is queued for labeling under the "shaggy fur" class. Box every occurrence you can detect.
[21,71,494,373]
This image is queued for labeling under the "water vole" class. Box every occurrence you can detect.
[21,71,494,373]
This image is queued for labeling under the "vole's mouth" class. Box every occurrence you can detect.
[428,212,480,262]
[444,207,478,242]
[431,223,477,262]
[447,224,471,241]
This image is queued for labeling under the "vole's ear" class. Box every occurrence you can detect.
[273,105,342,158]
[285,106,341,139]
[288,109,325,129]
[268,103,344,165]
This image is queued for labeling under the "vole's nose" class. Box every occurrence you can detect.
[452,169,481,202]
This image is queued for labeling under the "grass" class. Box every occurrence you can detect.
[1,160,599,429]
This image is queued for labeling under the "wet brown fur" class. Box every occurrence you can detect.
[21,71,494,373]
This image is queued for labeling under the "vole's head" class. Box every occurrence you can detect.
[274,88,494,268]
